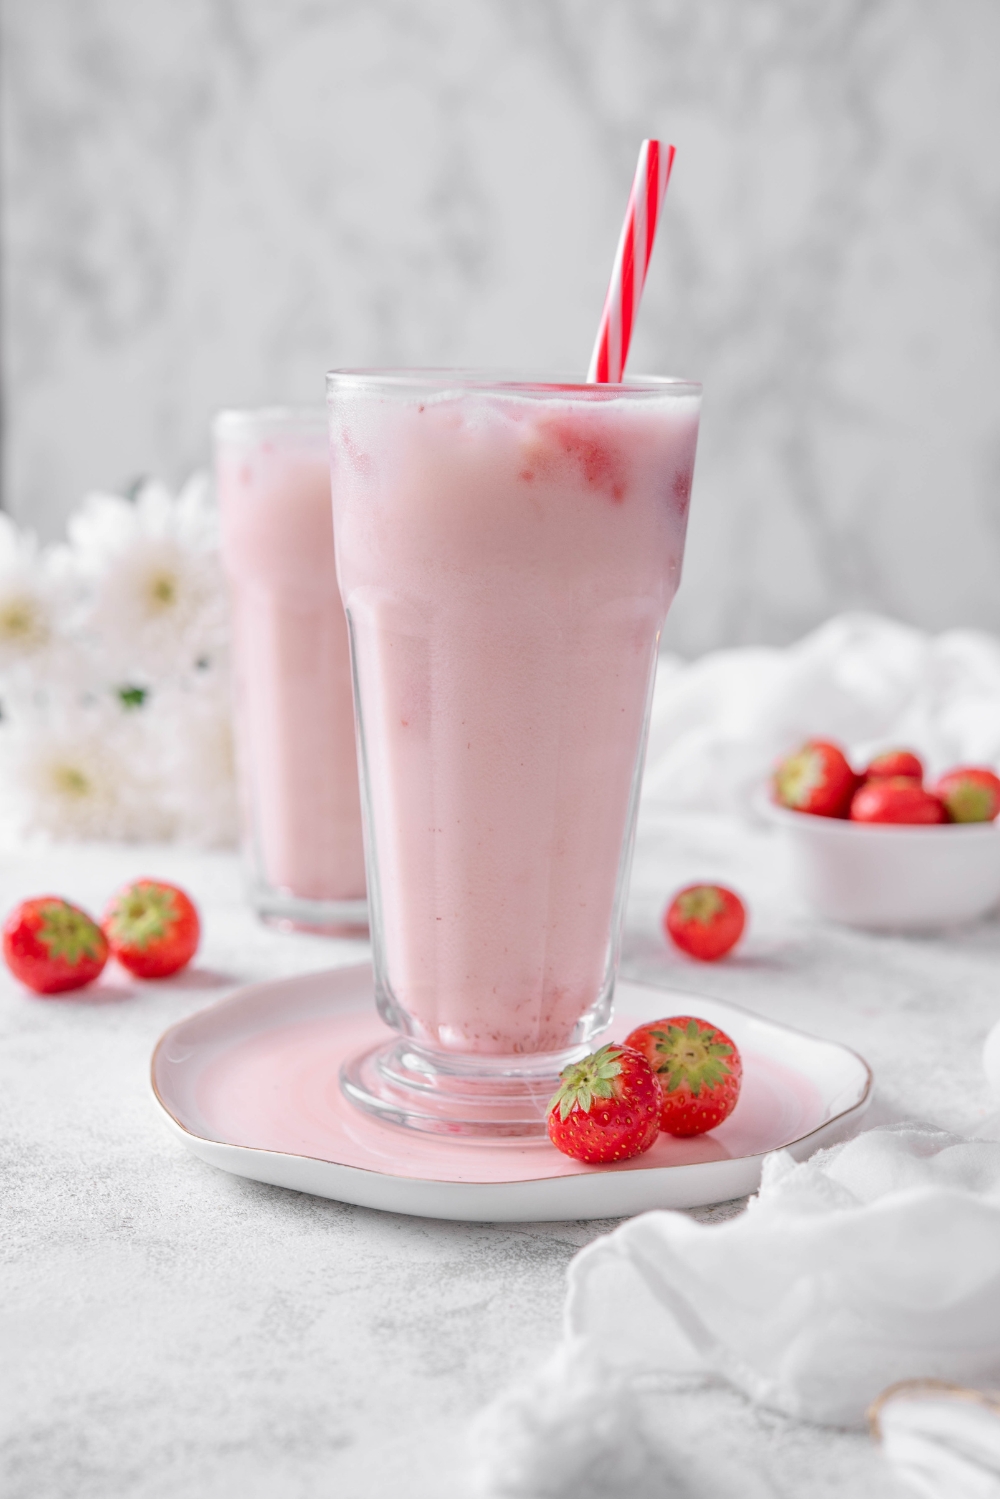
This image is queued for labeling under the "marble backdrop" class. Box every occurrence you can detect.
[1,0,998,654]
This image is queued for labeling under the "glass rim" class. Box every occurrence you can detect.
[213,406,327,442]
[325,368,701,400]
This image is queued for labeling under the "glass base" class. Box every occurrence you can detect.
[340,1037,589,1139]
[250,881,368,938]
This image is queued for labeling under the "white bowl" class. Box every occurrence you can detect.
[759,795,1000,930]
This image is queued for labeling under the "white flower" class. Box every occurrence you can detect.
[68,474,228,682]
[0,698,176,843]
[0,476,240,850]
[0,514,80,681]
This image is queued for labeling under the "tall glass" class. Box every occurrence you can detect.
[328,372,700,1134]
[215,409,367,934]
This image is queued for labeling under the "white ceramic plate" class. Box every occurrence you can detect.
[151,964,871,1222]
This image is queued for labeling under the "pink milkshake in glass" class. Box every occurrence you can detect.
[214,409,366,933]
[329,372,699,1134]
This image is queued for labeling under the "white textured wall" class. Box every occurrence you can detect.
[2,0,999,653]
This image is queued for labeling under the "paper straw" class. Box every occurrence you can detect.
[587,139,676,384]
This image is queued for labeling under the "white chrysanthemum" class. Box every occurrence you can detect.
[0,514,80,680]
[0,699,177,843]
[68,474,228,681]
[148,676,239,848]
[0,477,239,849]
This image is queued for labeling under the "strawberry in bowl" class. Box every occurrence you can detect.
[862,749,924,782]
[764,743,1000,929]
[773,740,857,818]
[850,778,948,825]
[933,767,1000,824]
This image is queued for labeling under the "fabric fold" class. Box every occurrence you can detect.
[473,1125,1000,1497]
[563,1125,1000,1427]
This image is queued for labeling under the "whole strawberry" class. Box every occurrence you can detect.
[864,749,924,782]
[625,1016,742,1136]
[850,778,948,825]
[103,879,200,979]
[547,1044,661,1164]
[773,739,857,818]
[933,767,1000,824]
[664,884,746,962]
[3,897,108,994]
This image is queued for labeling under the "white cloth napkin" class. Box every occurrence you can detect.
[473,1125,1000,1497]
[644,613,1000,815]
[875,1383,1000,1499]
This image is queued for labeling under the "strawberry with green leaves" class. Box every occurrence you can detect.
[102,879,200,979]
[664,884,746,961]
[624,1015,742,1136]
[773,739,857,818]
[3,897,109,994]
[547,1043,661,1164]
[933,767,1000,824]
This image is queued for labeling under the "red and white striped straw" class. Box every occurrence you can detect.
[587,139,676,384]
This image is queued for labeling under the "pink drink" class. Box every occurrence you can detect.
[330,374,699,1125]
[214,410,366,930]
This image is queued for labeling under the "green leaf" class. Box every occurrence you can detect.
[106,884,178,950]
[38,903,101,965]
[549,1044,624,1120]
[649,1019,735,1097]
[675,887,726,925]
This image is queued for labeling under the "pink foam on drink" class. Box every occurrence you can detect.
[333,386,698,1053]
[217,420,366,903]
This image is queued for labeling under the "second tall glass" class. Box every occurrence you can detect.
[215,408,367,934]
[329,371,700,1134]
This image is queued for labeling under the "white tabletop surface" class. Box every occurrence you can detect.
[3,812,998,1498]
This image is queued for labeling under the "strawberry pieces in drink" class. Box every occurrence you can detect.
[3,897,108,994]
[933,767,1000,824]
[664,884,746,962]
[625,1015,742,1137]
[102,879,200,979]
[520,416,628,502]
[850,778,948,824]
[547,1044,661,1164]
[864,749,924,782]
[773,739,857,818]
